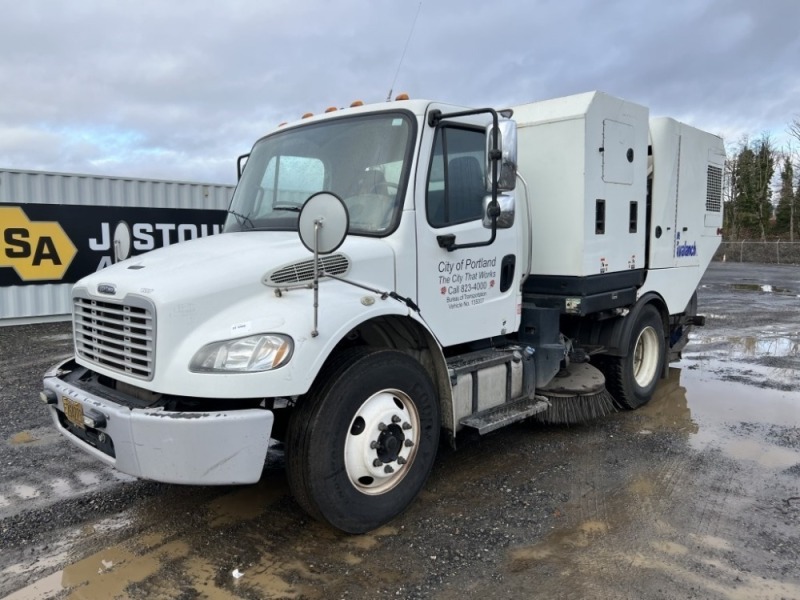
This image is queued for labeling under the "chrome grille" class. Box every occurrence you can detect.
[268,254,350,285]
[73,295,155,380]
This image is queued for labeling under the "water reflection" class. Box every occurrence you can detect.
[729,283,794,295]
[683,332,800,387]
[627,367,699,436]
[690,335,799,358]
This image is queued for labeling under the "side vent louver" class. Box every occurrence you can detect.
[706,165,722,212]
[266,254,350,286]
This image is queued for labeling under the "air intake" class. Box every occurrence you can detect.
[706,165,722,212]
[265,254,350,286]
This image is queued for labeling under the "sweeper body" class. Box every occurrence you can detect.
[42,92,724,532]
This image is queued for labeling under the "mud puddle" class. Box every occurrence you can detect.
[4,367,799,600]
[465,368,800,599]
[728,283,797,295]
[2,471,406,599]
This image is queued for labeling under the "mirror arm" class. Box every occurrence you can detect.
[237,153,250,180]
[431,108,501,252]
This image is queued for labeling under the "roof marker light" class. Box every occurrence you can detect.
[302,112,314,119]
[325,106,337,113]
[395,93,409,101]
[350,100,364,107]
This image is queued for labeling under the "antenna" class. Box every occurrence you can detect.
[386,1,422,102]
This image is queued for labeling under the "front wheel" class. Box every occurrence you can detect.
[598,304,665,410]
[286,348,440,533]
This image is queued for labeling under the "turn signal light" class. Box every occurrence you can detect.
[40,390,57,405]
[83,408,107,429]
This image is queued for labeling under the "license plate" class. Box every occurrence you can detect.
[63,397,85,429]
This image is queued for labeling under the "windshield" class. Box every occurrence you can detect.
[224,112,415,235]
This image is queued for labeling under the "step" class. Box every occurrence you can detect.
[459,396,551,435]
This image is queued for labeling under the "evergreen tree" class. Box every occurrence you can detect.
[775,154,795,238]
[731,136,775,240]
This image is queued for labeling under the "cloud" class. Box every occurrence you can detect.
[1,0,798,182]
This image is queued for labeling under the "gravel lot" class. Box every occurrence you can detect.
[1,262,799,599]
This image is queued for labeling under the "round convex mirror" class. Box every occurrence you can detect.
[298,192,350,255]
[113,221,132,262]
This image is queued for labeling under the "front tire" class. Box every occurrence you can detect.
[599,304,665,410]
[286,348,440,533]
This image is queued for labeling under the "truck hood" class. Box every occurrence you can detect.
[75,231,396,306]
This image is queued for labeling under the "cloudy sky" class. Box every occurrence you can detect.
[1,0,798,185]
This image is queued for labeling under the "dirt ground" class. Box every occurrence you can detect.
[1,262,798,599]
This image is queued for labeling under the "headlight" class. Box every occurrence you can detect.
[189,334,293,373]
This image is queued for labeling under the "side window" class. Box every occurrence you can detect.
[257,156,324,215]
[426,127,487,228]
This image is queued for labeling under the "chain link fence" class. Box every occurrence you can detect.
[713,241,800,265]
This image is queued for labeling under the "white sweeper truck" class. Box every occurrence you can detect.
[42,91,724,532]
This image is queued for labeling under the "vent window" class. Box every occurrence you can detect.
[706,165,722,212]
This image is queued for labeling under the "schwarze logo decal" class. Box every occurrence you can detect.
[0,206,77,281]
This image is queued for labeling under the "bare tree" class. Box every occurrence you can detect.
[723,143,738,238]
[789,117,800,145]
[787,119,800,241]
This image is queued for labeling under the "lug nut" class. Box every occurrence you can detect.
[378,422,387,431]
[402,422,412,430]
[391,415,401,423]
[404,439,414,447]
[397,456,407,465]
[373,459,382,467]
[384,465,394,474]
[370,441,379,449]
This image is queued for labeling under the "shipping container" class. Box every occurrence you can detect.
[0,168,234,324]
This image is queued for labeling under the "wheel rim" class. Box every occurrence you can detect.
[344,388,420,495]
[633,325,660,388]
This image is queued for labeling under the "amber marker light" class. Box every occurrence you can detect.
[395,93,409,101]
[350,100,364,107]
[302,112,314,119]
[325,106,337,113]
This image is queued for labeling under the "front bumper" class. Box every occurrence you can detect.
[43,359,273,485]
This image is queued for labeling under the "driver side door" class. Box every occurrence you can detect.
[415,114,520,347]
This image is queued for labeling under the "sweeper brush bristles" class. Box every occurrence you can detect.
[533,389,618,425]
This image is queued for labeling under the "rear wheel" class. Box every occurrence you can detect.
[599,304,665,410]
[286,348,440,533]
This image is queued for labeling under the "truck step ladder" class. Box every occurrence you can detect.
[459,396,550,435]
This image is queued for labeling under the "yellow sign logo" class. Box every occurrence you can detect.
[0,206,77,281]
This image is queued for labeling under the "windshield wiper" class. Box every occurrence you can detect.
[227,209,255,229]
[272,205,301,213]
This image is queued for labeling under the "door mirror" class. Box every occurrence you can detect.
[482,194,515,229]
[485,120,518,192]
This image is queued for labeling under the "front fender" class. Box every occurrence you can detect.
[157,280,427,399]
